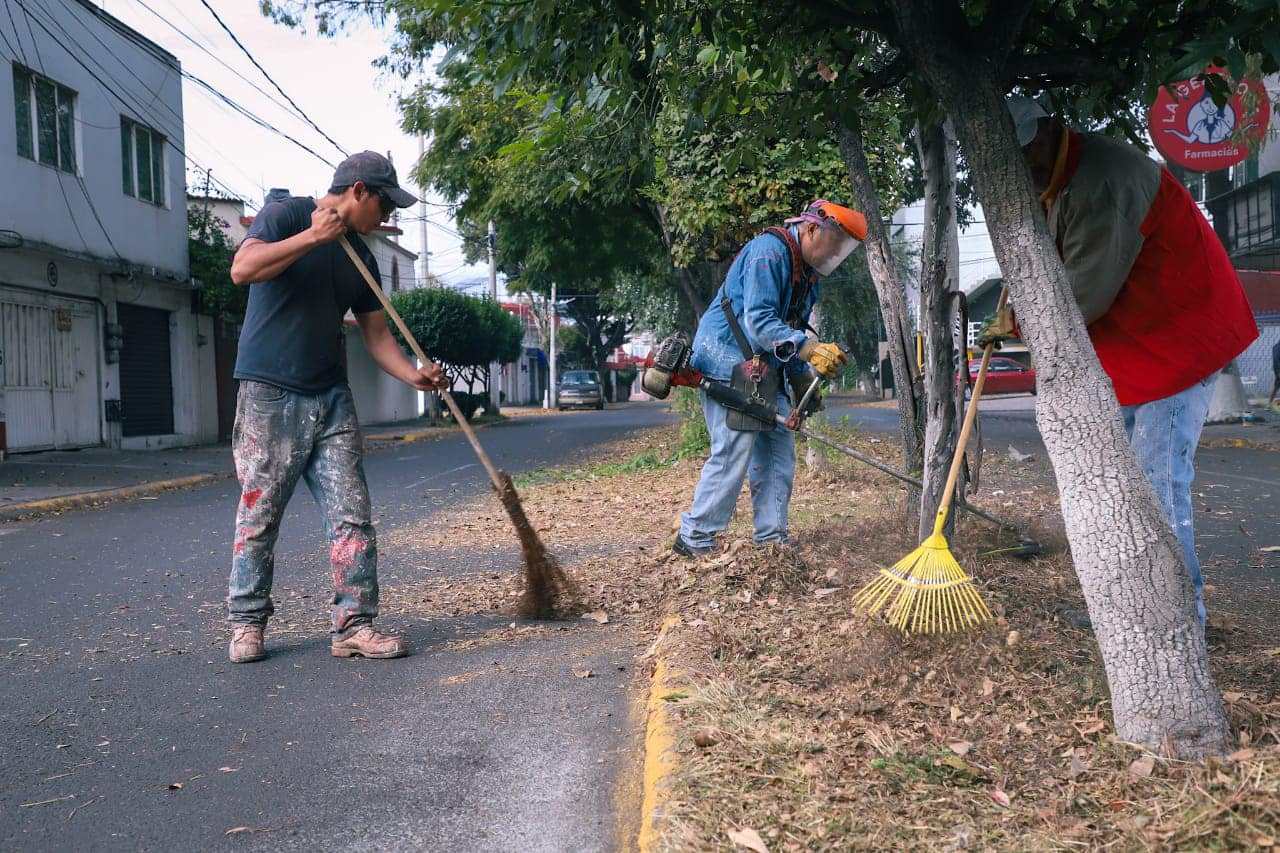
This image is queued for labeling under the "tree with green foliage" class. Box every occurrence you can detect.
[188,206,246,324]
[388,287,523,398]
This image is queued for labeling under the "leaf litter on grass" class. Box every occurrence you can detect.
[380,421,1280,851]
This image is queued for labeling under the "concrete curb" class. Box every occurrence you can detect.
[638,615,682,852]
[0,473,231,522]
[0,417,509,522]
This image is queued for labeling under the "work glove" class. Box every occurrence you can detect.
[976,306,1019,350]
[790,371,824,416]
[798,340,849,379]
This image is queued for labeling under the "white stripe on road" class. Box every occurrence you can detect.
[405,463,478,489]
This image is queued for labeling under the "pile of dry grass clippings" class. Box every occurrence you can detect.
[381,422,1280,851]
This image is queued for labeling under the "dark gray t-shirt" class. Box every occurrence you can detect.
[233,197,382,393]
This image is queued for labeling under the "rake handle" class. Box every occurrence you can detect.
[933,286,1009,534]
[337,234,505,493]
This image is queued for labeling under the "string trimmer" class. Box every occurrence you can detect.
[338,235,572,619]
[640,334,1039,554]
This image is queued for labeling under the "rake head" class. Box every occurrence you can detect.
[851,533,993,634]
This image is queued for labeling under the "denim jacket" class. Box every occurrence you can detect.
[689,228,818,382]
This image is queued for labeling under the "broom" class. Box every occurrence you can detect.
[338,235,573,618]
[851,288,1010,634]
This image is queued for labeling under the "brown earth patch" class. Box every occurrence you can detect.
[384,421,1280,851]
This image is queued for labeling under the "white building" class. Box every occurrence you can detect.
[0,0,214,453]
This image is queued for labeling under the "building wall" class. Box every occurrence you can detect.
[0,1,212,453]
[1,1,187,276]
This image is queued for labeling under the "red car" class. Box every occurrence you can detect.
[964,356,1036,395]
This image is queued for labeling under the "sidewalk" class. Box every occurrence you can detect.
[0,408,555,521]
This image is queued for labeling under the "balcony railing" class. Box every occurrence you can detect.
[1206,171,1280,258]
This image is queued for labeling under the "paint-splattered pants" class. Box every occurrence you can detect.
[1121,372,1216,627]
[228,380,377,637]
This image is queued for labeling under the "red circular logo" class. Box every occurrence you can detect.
[1149,68,1271,172]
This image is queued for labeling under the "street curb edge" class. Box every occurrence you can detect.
[0,473,230,522]
[638,614,682,852]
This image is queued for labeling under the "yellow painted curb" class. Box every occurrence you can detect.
[639,614,682,852]
[0,473,226,522]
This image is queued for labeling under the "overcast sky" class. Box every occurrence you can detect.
[94,0,489,292]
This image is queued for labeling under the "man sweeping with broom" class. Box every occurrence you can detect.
[673,200,867,557]
[225,151,446,664]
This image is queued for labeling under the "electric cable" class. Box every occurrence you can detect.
[129,0,335,147]
[5,4,249,212]
[15,0,322,191]
[13,8,121,261]
[195,0,348,159]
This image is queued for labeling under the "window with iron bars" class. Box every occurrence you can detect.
[120,116,166,206]
[11,63,77,174]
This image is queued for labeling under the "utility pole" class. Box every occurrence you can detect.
[418,134,429,285]
[488,220,501,415]
[549,281,558,410]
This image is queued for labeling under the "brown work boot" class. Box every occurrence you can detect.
[228,625,266,663]
[331,625,407,659]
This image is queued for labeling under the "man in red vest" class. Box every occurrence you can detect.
[980,96,1258,627]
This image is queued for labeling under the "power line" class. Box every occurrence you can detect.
[182,72,336,169]
[195,0,348,159]
[3,1,249,205]
[129,0,332,147]
[13,3,122,261]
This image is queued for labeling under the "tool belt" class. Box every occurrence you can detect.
[721,296,780,431]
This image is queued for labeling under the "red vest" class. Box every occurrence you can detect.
[1078,165,1258,405]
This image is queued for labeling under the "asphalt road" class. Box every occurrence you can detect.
[825,394,1280,628]
[0,403,676,851]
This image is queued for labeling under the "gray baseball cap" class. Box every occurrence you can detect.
[332,151,417,208]
[1007,95,1048,147]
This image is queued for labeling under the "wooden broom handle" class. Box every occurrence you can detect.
[338,234,506,492]
[936,286,1010,518]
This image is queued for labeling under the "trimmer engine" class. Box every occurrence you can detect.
[640,333,696,399]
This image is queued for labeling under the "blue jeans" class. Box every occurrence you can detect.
[228,381,378,636]
[1121,373,1216,625]
[680,388,795,548]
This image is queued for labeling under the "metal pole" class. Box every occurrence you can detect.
[549,281,558,410]
[418,135,429,284]
[488,220,501,414]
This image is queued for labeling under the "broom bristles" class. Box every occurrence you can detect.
[852,536,992,634]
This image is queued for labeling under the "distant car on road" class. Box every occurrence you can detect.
[558,370,605,410]
[964,356,1036,396]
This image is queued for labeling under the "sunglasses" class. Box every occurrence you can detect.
[368,187,397,216]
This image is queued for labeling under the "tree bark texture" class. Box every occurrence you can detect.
[838,123,924,487]
[915,117,963,540]
[884,0,1229,759]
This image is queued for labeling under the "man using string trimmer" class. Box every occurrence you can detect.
[652,200,867,557]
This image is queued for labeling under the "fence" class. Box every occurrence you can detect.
[1235,321,1280,400]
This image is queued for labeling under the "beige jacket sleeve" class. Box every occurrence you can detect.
[1049,134,1160,324]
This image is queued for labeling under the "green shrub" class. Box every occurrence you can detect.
[673,387,709,459]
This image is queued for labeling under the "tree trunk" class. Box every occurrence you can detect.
[915,116,963,540]
[885,0,1229,759]
[838,122,924,492]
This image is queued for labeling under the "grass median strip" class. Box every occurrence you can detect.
[387,421,1280,850]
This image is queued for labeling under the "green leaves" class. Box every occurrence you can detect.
[388,288,523,371]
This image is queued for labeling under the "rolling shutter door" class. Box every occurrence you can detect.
[117,303,174,436]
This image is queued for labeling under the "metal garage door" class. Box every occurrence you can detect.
[117,303,174,437]
[1,296,100,452]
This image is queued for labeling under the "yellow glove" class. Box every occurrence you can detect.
[976,306,1018,350]
[798,340,848,379]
